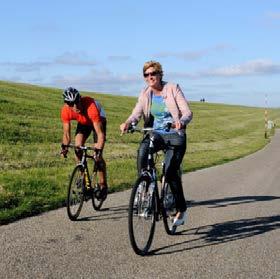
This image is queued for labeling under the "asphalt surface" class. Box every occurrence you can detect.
[1,131,279,279]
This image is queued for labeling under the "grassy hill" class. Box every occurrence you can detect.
[0,80,279,224]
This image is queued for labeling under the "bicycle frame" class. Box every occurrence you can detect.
[135,129,166,221]
[65,144,96,180]
[78,147,93,187]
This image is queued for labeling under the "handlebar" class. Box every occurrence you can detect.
[60,144,101,159]
[61,144,97,151]
[127,122,172,134]
[128,126,154,133]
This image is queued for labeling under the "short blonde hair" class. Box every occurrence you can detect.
[143,61,163,78]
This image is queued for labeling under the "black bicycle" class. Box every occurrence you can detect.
[127,125,178,256]
[63,144,104,221]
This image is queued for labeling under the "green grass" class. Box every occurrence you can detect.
[0,80,279,224]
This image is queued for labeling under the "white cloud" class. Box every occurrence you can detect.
[54,51,98,66]
[200,59,280,77]
[54,59,278,94]
[156,50,204,61]
[193,82,233,89]
[0,51,98,73]
[165,59,280,81]
[50,69,142,93]
[167,71,196,79]
[155,44,234,61]
[107,55,131,61]
[0,62,50,72]
[265,12,280,20]
[0,75,22,82]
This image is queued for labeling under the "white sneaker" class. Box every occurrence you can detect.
[173,211,187,226]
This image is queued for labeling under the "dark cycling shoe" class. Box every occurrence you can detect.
[84,187,93,201]
[93,185,101,198]
[94,185,108,201]
[99,187,108,201]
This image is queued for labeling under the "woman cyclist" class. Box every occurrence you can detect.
[120,61,192,226]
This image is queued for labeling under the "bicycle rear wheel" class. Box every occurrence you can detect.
[91,171,104,210]
[67,165,84,221]
[162,182,177,235]
[128,176,156,256]
[85,159,104,210]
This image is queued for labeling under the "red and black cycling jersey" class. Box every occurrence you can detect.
[61,96,105,125]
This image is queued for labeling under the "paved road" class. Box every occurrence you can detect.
[1,131,280,279]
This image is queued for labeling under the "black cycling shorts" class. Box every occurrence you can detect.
[75,118,107,143]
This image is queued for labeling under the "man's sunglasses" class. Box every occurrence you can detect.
[143,71,159,78]
[65,101,78,107]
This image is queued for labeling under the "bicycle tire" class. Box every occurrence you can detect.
[128,175,156,256]
[67,165,84,221]
[92,185,104,211]
[161,181,177,235]
[90,162,104,210]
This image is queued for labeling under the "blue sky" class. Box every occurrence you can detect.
[1,0,279,107]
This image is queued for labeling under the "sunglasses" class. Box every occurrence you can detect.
[143,71,159,78]
[65,101,78,107]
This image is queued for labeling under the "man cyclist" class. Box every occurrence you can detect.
[60,86,108,200]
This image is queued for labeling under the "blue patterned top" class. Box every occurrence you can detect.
[151,94,176,134]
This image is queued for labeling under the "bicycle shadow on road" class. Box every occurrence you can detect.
[77,204,128,222]
[187,195,280,208]
[150,214,280,256]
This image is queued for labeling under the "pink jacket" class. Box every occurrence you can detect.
[126,82,193,128]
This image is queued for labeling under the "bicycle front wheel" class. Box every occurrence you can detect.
[67,165,84,221]
[128,176,156,256]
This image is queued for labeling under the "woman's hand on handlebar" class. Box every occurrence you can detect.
[174,121,185,130]
[120,122,129,135]
[175,121,182,130]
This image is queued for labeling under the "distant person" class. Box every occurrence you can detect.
[120,60,193,226]
[60,87,108,200]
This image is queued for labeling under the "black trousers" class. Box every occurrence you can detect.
[137,132,187,212]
